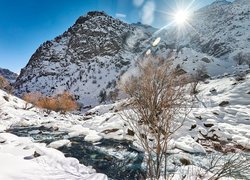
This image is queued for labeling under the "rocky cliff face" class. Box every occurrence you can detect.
[15,0,250,106]
[15,11,155,106]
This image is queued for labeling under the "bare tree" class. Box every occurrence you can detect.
[206,153,250,179]
[188,65,210,109]
[190,65,209,95]
[120,56,194,179]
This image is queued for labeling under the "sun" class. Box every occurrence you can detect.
[174,9,190,25]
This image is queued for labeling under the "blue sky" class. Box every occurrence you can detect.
[0,0,231,73]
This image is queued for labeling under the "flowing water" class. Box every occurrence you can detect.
[7,126,250,180]
[7,126,146,180]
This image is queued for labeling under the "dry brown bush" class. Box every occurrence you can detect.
[0,76,13,94]
[23,92,42,110]
[22,91,77,114]
[0,76,7,89]
[56,91,78,113]
[36,96,58,114]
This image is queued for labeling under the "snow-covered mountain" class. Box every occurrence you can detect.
[15,0,250,106]
[149,0,250,76]
[0,67,18,84]
[14,11,155,106]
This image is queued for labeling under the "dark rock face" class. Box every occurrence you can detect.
[201,58,211,63]
[127,129,135,136]
[219,101,230,107]
[0,68,18,84]
[179,158,191,166]
[204,122,214,128]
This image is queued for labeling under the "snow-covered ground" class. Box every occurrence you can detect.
[0,71,249,179]
[189,72,250,150]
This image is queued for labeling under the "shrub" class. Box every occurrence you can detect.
[108,89,119,102]
[22,91,77,114]
[99,90,107,103]
[190,65,209,95]
[0,76,13,94]
[56,91,78,113]
[36,96,58,114]
[23,92,42,110]
[0,76,7,89]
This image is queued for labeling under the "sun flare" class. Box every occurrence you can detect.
[174,9,189,25]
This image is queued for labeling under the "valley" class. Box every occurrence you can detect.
[0,0,250,179]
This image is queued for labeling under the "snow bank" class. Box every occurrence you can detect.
[84,131,102,142]
[48,139,71,149]
[0,133,108,180]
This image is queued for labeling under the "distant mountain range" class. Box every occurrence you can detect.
[0,67,18,84]
[14,0,250,106]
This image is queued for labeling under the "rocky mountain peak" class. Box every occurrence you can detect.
[213,0,230,4]
[87,11,108,17]
[75,11,110,25]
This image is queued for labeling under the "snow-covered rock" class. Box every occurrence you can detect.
[84,131,102,142]
[48,139,71,149]
[175,135,206,154]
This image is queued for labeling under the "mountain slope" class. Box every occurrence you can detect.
[190,0,250,58]
[0,67,18,84]
[15,11,154,106]
[148,0,250,76]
